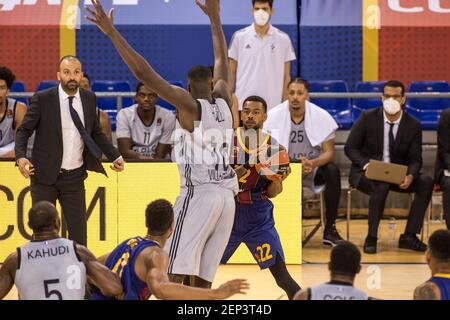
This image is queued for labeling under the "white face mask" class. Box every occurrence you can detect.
[254,9,270,26]
[383,98,402,116]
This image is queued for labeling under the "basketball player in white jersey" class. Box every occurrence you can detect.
[116,82,175,160]
[86,0,237,288]
[0,201,122,300]
[0,66,27,157]
[294,242,373,300]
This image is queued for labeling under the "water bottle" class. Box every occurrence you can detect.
[431,194,442,224]
[388,217,396,247]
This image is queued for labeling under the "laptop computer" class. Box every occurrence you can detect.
[365,160,408,185]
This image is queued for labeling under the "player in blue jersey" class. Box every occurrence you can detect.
[92,199,249,300]
[414,229,450,300]
[220,96,301,300]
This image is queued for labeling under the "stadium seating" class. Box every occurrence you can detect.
[352,81,385,122]
[156,80,184,112]
[406,81,450,130]
[10,80,28,105]
[308,80,353,130]
[91,81,134,131]
[36,80,59,92]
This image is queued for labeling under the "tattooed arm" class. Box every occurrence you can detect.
[413,282,441,300]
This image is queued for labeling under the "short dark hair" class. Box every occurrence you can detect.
[136,82,145,93]
[330,241,361,276]
[59,55,81,67]
[429,230,450,262]
[28,201,59,233]
[242,95,268,113]
[288,78,309,91]
[253,0,273,8]
[384,80,405,96]
[0,66,16,89]
[145,199,174,236]
[188,65,213,83]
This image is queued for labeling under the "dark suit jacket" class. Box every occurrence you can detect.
[344,107,423,188]
[15,87,121,185]
[436,108,450,184]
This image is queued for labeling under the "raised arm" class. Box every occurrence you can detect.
[146,249,248,300]
[85,0,198,131]
[196,0,231,105]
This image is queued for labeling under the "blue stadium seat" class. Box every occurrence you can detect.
[91,81,134,131]
[36,80,59,92]
[156,80,184,112]
[352,81,385,122]
[406,81,450,130]
[308,80,352,130]
[10,80,28,105]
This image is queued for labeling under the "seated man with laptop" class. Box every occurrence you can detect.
[345,80,433,254]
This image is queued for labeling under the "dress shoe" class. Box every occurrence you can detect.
[363,235,378,254]
[399,234,427,252]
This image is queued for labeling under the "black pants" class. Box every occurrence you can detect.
[357,174,434,238]
[314,162,342,231]
[441,176,450,229]
[31,167,88,246]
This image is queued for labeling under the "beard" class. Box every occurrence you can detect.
[61,80,79,92]
[243,121,261,130]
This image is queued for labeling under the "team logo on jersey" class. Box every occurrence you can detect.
[245,44,252,49]
[6,109,13,118]
[270,43,276,53]
[157,117,162,126]
[211,104,225,123]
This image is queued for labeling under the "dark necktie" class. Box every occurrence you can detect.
[388,122,395,160]
[68,96,102,159]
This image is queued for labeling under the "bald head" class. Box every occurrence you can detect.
[58,55,83,94]
[59,55,81,69]
[28,201,60,233]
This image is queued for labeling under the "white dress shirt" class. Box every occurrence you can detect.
[58,85,85,170]
[382,111,402,163]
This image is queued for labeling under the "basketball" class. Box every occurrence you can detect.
[256,145,290,181]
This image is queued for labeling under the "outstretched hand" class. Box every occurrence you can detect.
[195,0,221,17]
[214,279,249,299]
[85,0,115,36]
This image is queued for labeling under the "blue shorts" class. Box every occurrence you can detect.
[220,199,285,270]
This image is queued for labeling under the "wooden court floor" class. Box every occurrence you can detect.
[2,218,445,300]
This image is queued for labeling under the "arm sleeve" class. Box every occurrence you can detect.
[284,35,297,62]
[91,94,121,161]
[344,112,370,169]
[15,93,40,160]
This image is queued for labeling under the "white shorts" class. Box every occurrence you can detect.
[164,184,235,283]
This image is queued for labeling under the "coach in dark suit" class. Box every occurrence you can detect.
[437,108,450,229]
[15,56,125,246]
[345,80,433,254]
